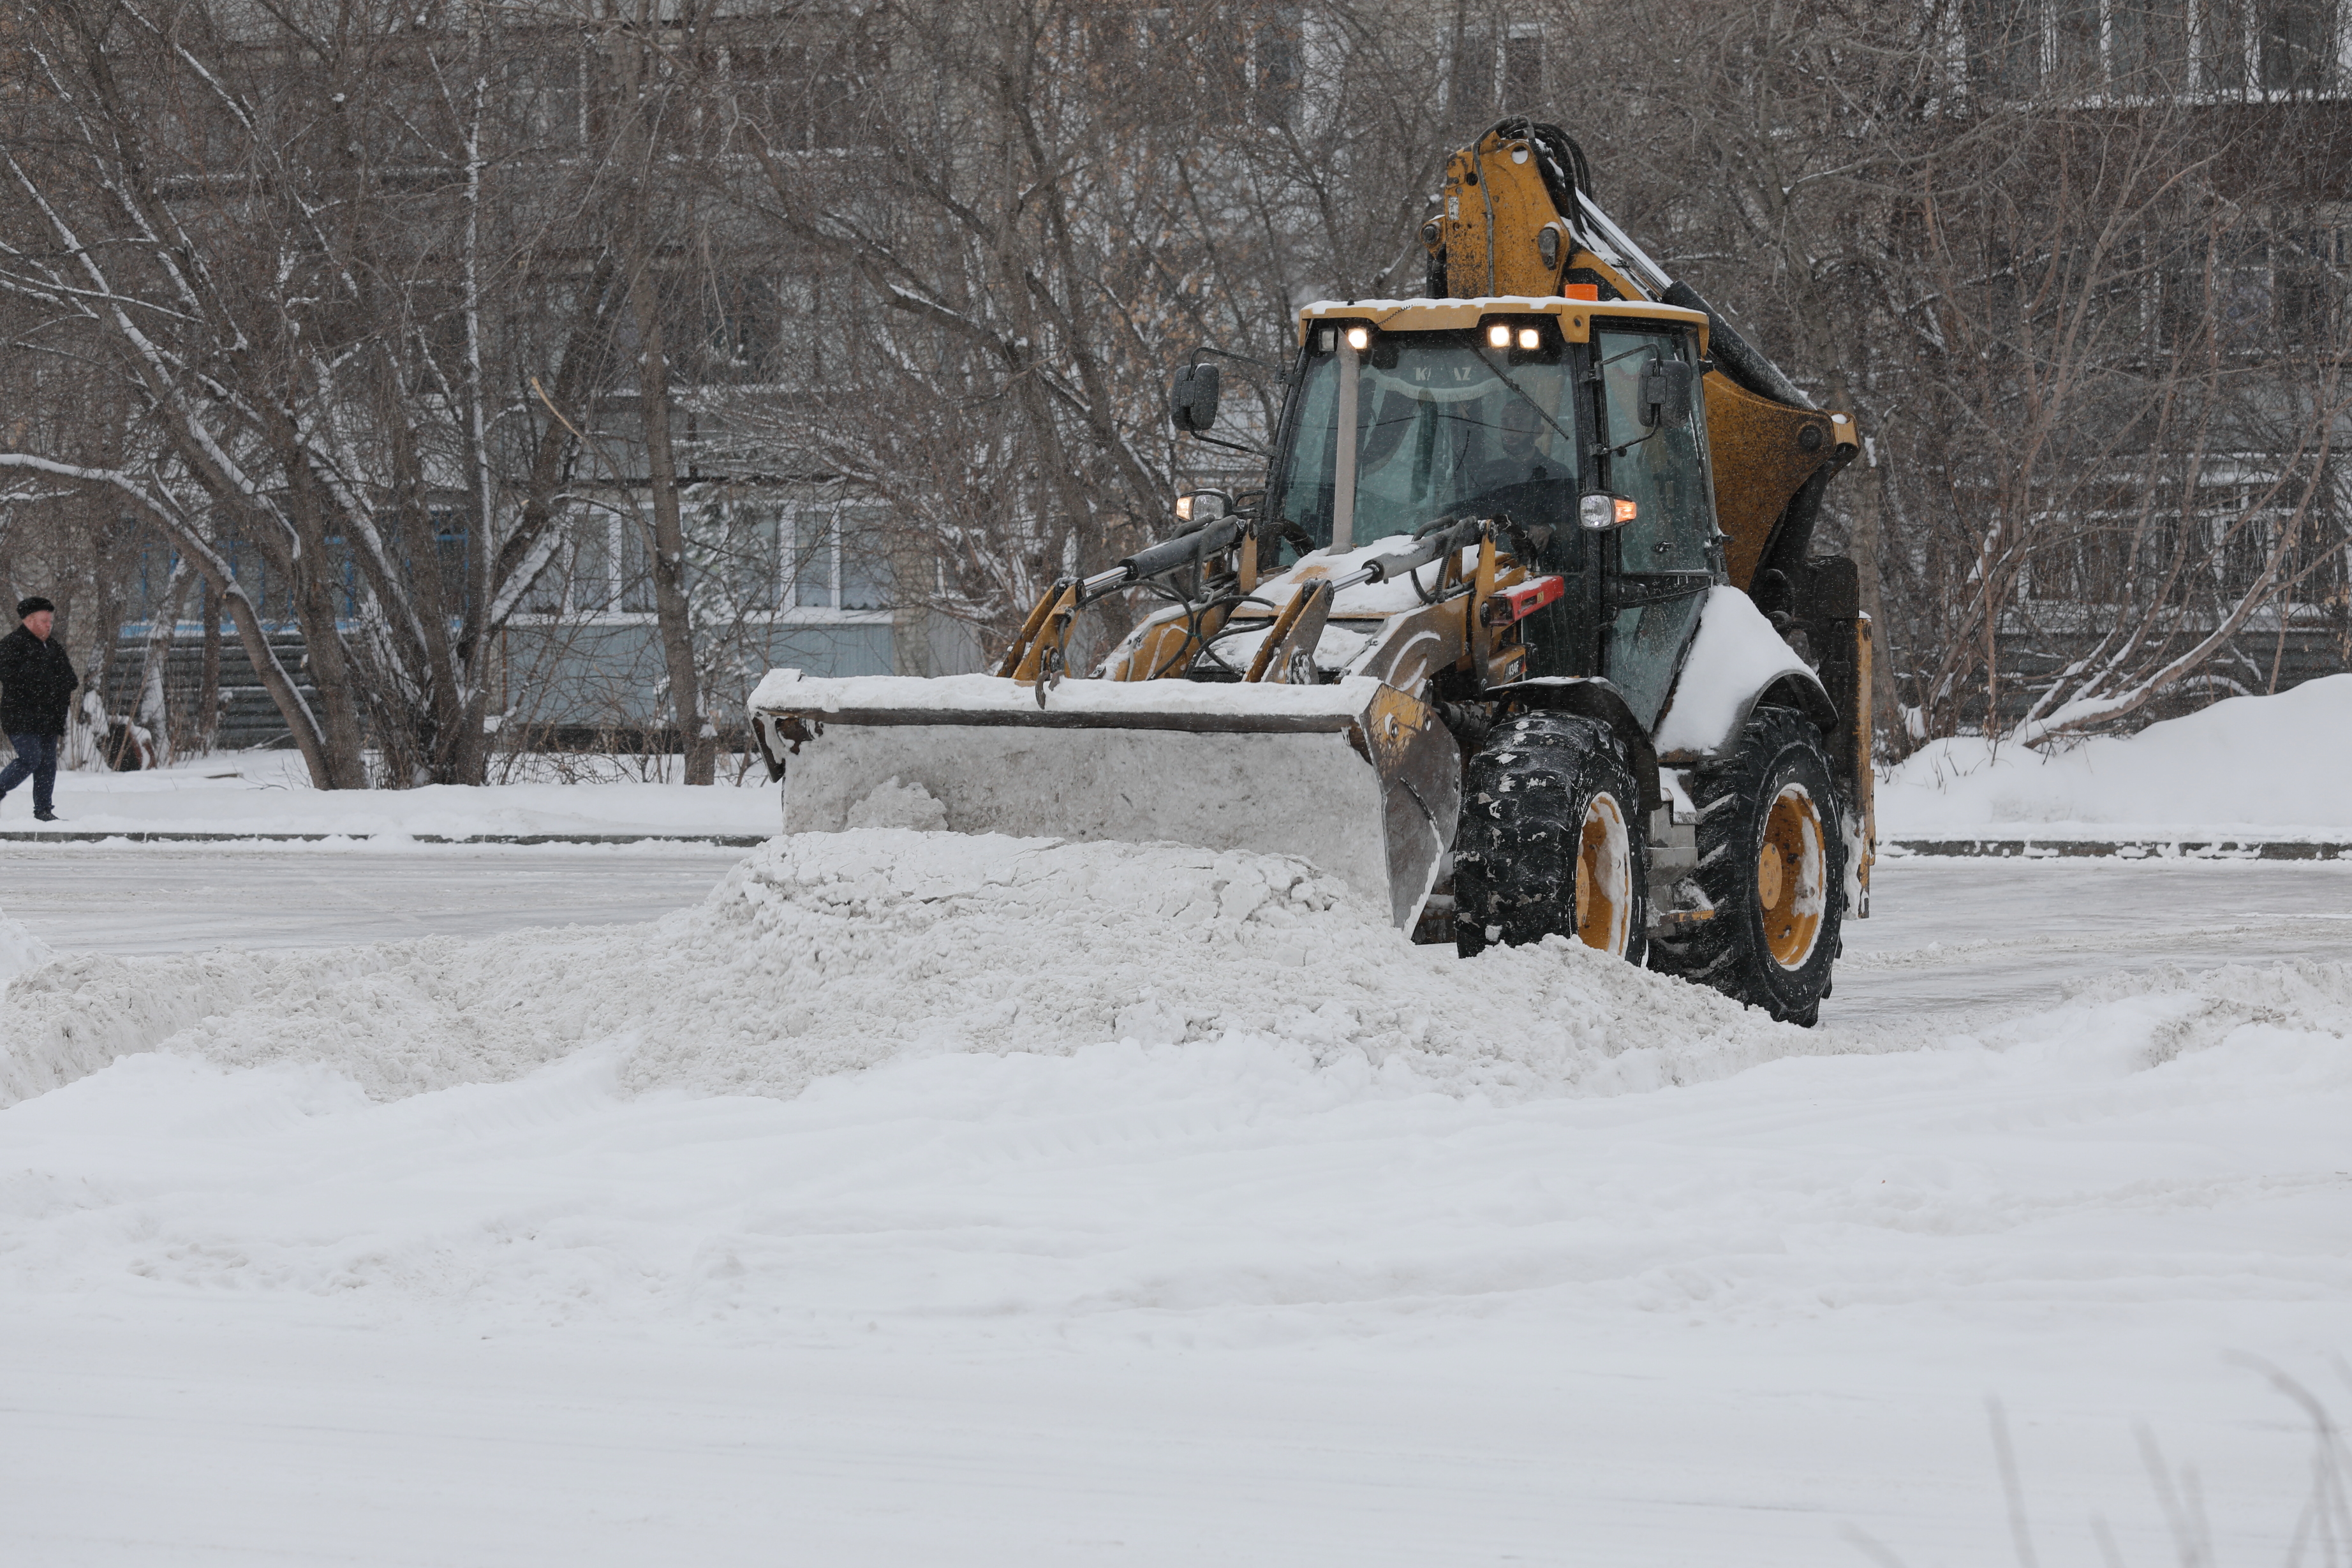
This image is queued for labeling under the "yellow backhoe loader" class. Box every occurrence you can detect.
[752,119,1872,1024]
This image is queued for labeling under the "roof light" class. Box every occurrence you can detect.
[1344,325,1370,351]
[1516,326,1541,350]
[1486,323,1512,349]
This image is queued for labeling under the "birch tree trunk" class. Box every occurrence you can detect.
[136,555,193,767]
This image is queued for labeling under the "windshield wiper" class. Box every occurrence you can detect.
[1474,346,1583,462]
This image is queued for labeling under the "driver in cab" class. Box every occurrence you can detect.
[1455,391,1567,511]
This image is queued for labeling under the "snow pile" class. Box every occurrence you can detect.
[3,942,2345,1342]
[2050,959,2352,1066]
[1,830,1822,1112]
[0,902,52,989]
[1881,674,2352,838]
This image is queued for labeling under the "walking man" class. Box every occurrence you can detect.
[0,596,78,822]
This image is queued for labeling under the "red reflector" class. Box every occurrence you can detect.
[1480,574,1568,626]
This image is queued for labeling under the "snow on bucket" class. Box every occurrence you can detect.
[750,670,1462,932]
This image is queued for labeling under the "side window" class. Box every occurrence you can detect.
[1594,327,1713,572]
[1271,348,1339,550]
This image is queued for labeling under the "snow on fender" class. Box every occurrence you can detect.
[1650,585,1827,762]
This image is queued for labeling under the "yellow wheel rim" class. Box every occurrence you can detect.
[1573,792,1632,956]
[1757,783,1826,969]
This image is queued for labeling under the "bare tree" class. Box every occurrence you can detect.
[0,0,626,787]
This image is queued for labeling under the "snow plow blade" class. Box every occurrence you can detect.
[748,671,1462,931]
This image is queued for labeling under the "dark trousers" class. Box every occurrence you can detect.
[0,731,59,813]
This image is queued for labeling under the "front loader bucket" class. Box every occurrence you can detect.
[749,672,1462,931]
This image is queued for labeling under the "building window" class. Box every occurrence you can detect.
[784,505,891,610]
[503,50,584,149]
[731,40,884,154]
[1446,22,1544,120]
[2257,0,2337,88]
[2030,465,2345,607]
[521,503,895,617]
[1964,0,2044,96]
[2055,0,2103,80]
[2112,0,2193,83]
[787,506,839,609]
[701,500,781,612]
[2277,226,2344,339]
[1963,0,2335,96]
[1252,9,1304,123]
[1503,24,1544,108]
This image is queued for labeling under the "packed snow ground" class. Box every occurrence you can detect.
[3,831,2349,1564]
[1881,672,2352,840]
[0,840,746,954]
[0,750,779,838]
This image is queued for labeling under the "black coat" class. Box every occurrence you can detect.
[0,623,78,736]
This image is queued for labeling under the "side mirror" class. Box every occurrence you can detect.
[1171,363,1221,434]
[1579,492,1637,531]
[1175,489,1231,524]
[1638,358,1695,428]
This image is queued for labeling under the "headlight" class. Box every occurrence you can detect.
[1580,492,1637,531]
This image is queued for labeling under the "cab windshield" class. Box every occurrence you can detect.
[1269,328,1579,552]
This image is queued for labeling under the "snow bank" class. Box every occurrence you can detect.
[1,830,1816,1111]
[1882,674,2352,838]
[2,751,779,839]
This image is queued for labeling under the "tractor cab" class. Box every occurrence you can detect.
[1256,298,1722,729]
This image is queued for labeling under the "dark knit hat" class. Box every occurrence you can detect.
[16,596,54,618]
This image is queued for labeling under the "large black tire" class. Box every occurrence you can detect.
[1650,707,1844,1026]
[1454,711,1650,965]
